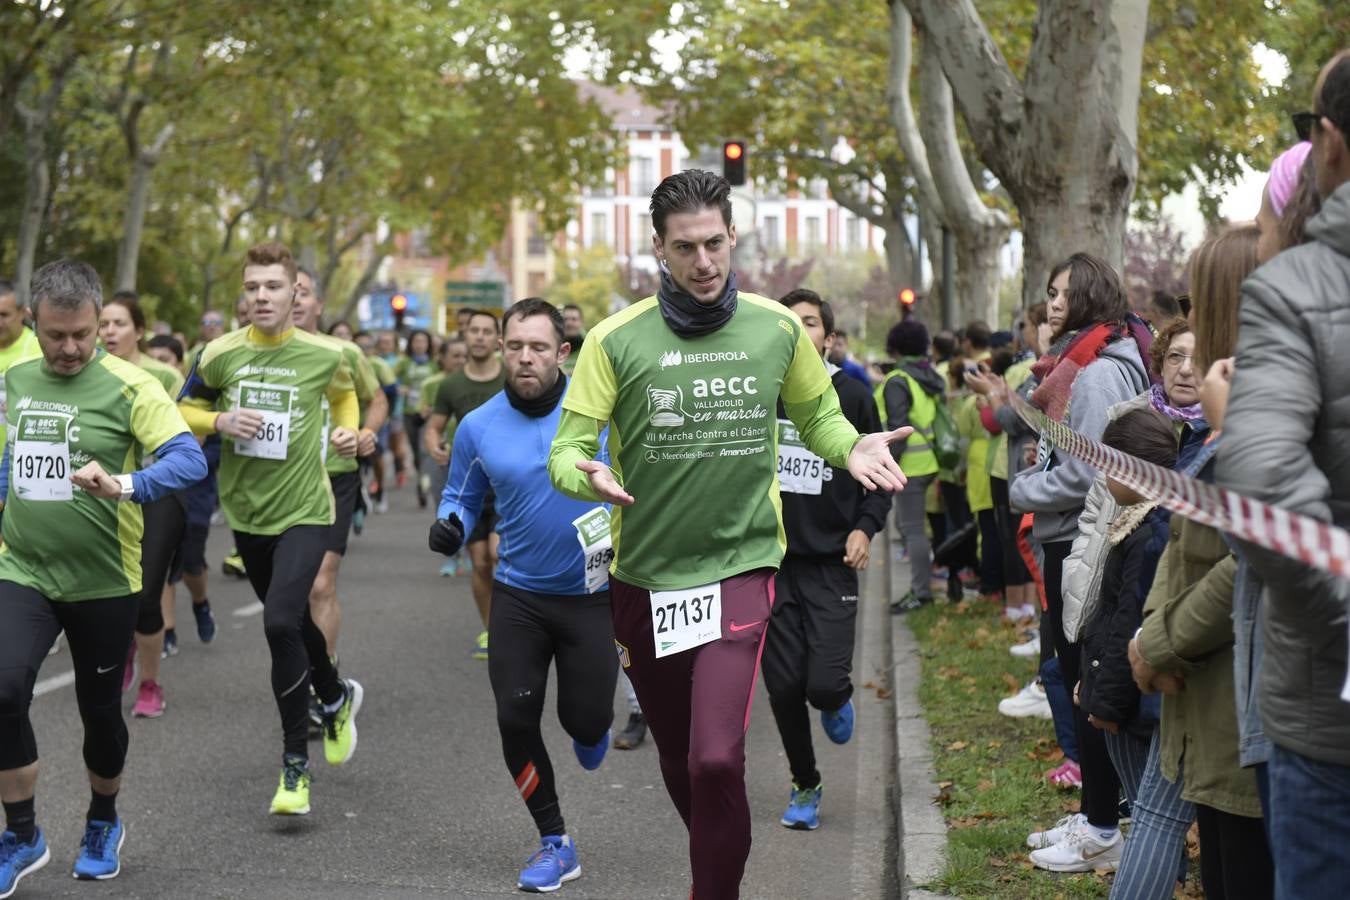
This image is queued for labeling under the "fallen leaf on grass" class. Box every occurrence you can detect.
[977,779,994,791]
[985,740,1002,750]
[937,665,963,680]
[950,813,995,827]
[1001,673,1023,694]
[989,857,1009,868]
[946,740,969,751]
[934,781,956,805]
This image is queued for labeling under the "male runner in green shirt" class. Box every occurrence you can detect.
[0,279,44,450]
[179,242,363,817]
[293,267,387,668]
[0,260,206,892]
[548,170,910,899]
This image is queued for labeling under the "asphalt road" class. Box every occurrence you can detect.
[21,481,899,899]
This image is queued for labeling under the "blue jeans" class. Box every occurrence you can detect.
[1269,743,1350,900]
[1110,730,1192,900]
[1039,656,1077,764]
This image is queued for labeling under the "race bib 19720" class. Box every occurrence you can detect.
[12,411,72,501]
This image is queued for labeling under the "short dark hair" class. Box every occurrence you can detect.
[0,279,14,302]
[440,336,465,356]
[1101,407,1179,471]
[1149,290,1182,321]
[502,297,564,345]
[932,330,957,360]
[990,330,1014,349]
[1048,253,1130,336]
[1317,52,1350,149]
[562,303,583,315]
[964,320,992,350]
[31,259,103,319]
[887,319,930,358]
[780,288,835,337]
[148,333,185,363]
[107,290,147,332]
[466,309,501,332]
[650,169,733,240]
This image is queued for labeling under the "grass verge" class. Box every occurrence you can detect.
[905,599,1112,899]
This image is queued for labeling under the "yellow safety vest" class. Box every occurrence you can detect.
[874,369,939,477]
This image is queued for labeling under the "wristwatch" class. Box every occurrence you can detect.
[115,473,135,502]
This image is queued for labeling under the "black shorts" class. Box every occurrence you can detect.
[169,522,210,584]
[324,471,362,556]
[468,490,498,545]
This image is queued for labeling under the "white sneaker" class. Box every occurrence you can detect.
[998,680,1053,719]
[1003,603,1037,621]
[1027,812,1085,849]
[1029,823,1122,872]
[1009,635,1041,658]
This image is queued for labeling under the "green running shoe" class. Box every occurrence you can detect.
[322,679,363,766]
[269,756,311,816]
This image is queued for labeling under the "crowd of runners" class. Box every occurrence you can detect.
[2,49,1349,900]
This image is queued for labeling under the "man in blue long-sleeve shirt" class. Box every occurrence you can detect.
[0,260,206,895]
[426,298,617,894]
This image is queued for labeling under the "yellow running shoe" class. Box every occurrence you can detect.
[473,631,489,661]
[322,679,363,767]
[269,756,311,816]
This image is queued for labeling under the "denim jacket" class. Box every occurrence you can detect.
[1227,546,1270,768]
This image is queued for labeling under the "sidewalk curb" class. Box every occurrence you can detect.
[891,600,957,899]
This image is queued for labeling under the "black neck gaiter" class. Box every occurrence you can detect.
[656,266,738,338]
[505,372,566,418]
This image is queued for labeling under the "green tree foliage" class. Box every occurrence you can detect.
[0,0,659,329]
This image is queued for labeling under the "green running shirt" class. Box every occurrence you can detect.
[0,328,43,448]
[180,327,356,535]
[549,293,862,591]
[323,338,381,476]
[0,351,190,600]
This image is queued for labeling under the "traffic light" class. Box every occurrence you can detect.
[390,293,408,331]
[899,287,917,307]
[723,141,746,185]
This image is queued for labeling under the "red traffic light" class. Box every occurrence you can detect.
[899,288,917,306]
[390,293,408,312]
[723,141,746,185]
[725,142,743,161]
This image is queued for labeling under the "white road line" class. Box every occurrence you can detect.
[34,671,76,697]
[233,601,265,617]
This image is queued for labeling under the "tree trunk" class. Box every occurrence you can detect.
[114,122,174,292]
[882,218,916,295]
[335,237,393,324]
[15,111,51,309]
[902,0,1149,309]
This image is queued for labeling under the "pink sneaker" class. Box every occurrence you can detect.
[133,680,166,718]
[1045,759,1083,789]
[121,641,136,694]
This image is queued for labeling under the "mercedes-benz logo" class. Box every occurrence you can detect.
[645,449,660,464]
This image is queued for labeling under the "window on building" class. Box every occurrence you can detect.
[527,213,548,256]
[805,217,821,250]
[590,212,609,248]
[763,215,780,251]
[845,217,861,251]
[634,157,655,197]
[527,271,548,297]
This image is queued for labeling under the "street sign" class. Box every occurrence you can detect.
[444,280,506,309]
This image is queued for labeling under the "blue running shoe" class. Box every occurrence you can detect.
[0,829,50,899]
[193,600,216,644]
[780,783,822,830]
[517,835,580,893]
[72,818,124,880]
[573,730,610,771]
[821,699,855,745]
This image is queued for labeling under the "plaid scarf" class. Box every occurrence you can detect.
[1029,318,1154,422]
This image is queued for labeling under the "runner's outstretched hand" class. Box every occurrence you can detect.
[846,427,912,493]
[428,514,465,556]
[575,459,634,507]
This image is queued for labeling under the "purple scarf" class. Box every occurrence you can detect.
[1149,382,1204,422]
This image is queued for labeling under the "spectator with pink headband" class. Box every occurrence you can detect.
[1255,141,1311,262]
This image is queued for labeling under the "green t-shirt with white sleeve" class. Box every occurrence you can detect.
[0,351,191,600]
[550,292,861,592]
[180,326,354,535]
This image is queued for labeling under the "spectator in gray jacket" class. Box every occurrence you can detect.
[1012,253,1152,871]
[1217,49,1350,900]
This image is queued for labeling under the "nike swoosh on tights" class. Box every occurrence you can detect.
[96,665,117,674]
[728,620,764,633]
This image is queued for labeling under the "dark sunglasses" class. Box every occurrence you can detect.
[1292,111,1320,142]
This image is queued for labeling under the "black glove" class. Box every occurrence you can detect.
[428,514,465,556]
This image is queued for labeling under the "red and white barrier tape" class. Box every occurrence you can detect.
[1009,391,1350,580]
